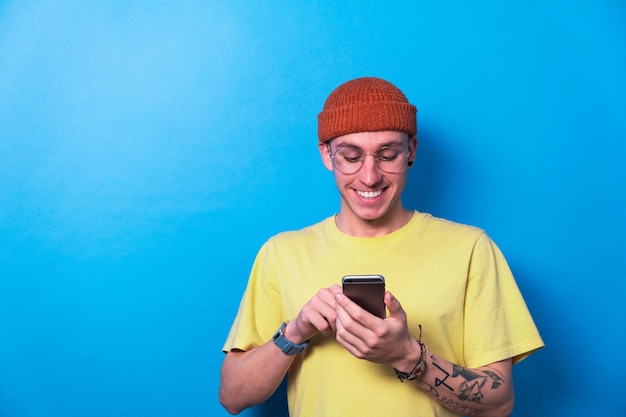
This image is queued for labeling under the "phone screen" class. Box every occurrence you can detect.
[342,275,386,318]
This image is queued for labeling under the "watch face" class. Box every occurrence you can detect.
[272,322,308,355]
[273,322,287,341]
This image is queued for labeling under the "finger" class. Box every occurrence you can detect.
[334,293,377,331]
[311,299,339,334]
[317,286,343,308]
[334,293,358,317]
[294,294,338,338]
[384,291,407,321]
[328,284,342,295]
[334,310,368,357]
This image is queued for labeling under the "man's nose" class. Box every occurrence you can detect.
[358,154,382,185]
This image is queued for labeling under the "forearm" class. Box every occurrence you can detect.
[392,340,513,417]
[219,342,296,415]
[416,355,512,417]
[220,287,340,414]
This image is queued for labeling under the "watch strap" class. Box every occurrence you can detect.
[272,322,309,355]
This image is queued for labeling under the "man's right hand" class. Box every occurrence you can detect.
[284,284,343,344]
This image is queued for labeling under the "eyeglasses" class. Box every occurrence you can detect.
[327,144,411,175]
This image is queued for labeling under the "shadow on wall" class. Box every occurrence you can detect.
[503,265,569,417]
[403,128,450,215]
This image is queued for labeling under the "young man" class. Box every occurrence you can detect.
[219,77,543,417]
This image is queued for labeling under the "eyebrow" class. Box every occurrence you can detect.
[334,140,406,150]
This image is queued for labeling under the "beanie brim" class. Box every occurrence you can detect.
[318,101,417,143]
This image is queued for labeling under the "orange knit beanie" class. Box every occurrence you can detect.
[317,77,417,143]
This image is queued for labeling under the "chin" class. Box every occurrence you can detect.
[354,207,390,222]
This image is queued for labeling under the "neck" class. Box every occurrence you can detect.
[335,208,413,238]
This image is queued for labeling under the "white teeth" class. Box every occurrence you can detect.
[357,190,382,198]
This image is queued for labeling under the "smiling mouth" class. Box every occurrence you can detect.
[356,189,383,199]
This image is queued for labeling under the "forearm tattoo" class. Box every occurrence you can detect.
[423,361,505,415]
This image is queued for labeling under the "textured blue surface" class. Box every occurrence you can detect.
[1,1,625,416]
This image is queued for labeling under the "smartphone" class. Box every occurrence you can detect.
[341,275,386,318]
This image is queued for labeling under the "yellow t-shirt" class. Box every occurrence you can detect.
[223,212,543,417]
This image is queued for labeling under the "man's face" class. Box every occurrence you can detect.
[319,130,416,230]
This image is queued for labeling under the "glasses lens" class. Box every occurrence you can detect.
[376,148,407,173]
[333,148,362,174]
[331,147,408,174]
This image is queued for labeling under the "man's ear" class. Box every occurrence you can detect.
[318,141,334,171]
[407,135,418,168]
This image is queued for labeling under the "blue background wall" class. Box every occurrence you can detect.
[1,1,625,416]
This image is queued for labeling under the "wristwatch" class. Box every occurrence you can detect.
[272,322,309,355]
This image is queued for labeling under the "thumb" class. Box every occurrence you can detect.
[384,291,407,320]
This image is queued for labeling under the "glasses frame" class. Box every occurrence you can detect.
[326,143,411,175]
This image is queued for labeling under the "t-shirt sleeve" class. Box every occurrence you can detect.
[222,240,283,353]
[463,232,544,367]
